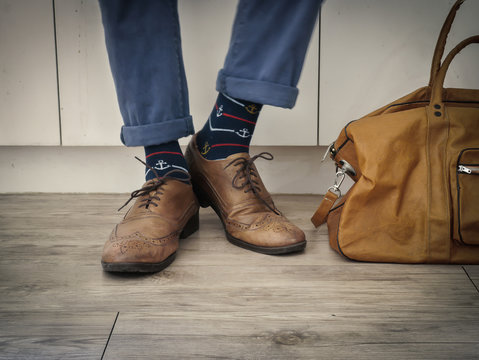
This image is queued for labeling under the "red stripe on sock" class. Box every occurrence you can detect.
[211,143,249,148]
[222,113,256,125]
[146,151,183,158]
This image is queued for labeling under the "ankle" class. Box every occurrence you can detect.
[196,93,262,160]
[144,141,189,182]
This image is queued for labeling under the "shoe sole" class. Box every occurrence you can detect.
[101,211,199,273]
[193,183,306,255]
[101,251,177,273]
[226,231,306,255]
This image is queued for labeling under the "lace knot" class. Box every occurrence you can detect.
[224,152,280,215]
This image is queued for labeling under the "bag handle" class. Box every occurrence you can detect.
[428,0,466,87]
[430,35,479,106]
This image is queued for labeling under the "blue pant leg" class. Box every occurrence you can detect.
[217,0,322,109]
[98,0,194,147]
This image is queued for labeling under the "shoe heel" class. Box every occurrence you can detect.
[180,211,199,239]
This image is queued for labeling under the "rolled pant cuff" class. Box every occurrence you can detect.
[120,116,194,147]
[216,69,299,109]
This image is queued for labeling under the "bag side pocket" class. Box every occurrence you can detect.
[456,148,479,245]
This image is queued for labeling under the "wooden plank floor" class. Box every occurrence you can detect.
[0,194,478,359]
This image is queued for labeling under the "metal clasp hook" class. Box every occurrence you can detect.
[328,168,346,197]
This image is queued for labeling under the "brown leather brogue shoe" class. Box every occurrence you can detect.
[101,174,199,272]
[185,134,306,255]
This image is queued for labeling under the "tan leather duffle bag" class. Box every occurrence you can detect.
[312,0,479,264]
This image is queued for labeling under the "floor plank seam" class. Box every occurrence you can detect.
[462,266,479,295]
[101,312,119,360]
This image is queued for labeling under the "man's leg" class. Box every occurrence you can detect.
[196,0,321,160]
[218,0,321,108]
[187,0,321,255]
[99,0,193,180]
[98,0,198,272]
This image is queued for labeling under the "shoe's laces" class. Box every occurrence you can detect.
[118,157,191,211]
[224,152,281,215]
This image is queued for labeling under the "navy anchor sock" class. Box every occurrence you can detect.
[144,141,189,182]
[196,93,262,160]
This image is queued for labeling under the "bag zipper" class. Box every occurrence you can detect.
[458,165,479,174]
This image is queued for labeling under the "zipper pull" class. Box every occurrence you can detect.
[322,142,336,162]
[458,165,472,174]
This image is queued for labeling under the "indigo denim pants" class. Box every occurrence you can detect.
[99,0,321,147]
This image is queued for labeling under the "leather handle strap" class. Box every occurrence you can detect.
[431,35,479,105]
[428,0,465,87]
[311,190,339,228]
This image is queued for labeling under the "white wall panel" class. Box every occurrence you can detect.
[0,0,60,145]
[319,0,479,145]
[55,0,122,146]
[0,146,339,194]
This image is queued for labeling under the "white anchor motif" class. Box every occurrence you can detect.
[146,160,187,177]
[235,128,251,138]
[216,105,223,117]
[154,159,170,171]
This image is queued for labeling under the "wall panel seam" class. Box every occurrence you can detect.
[52,0,63,145]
